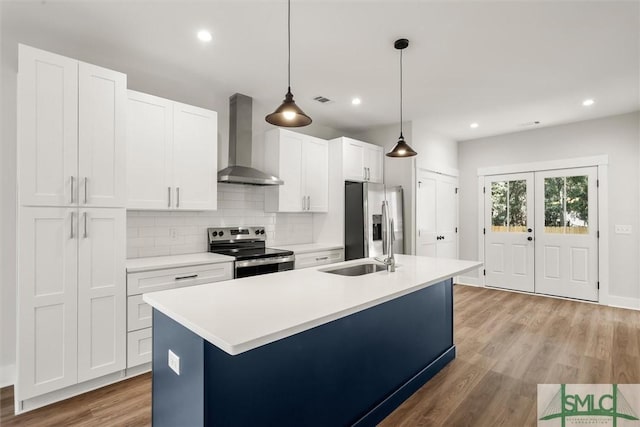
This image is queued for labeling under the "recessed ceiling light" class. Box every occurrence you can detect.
[197,30,212,42]
[351,97,361,105]
[470,122,479,129]
[582,99,595,106]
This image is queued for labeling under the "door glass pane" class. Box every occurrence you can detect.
[544,177,564,233]
[508,180,527,232]
[491,181,508,232]
[566,175,588,234]
[544,175,589,234]
[491,179,527,232]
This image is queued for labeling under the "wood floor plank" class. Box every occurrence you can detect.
[2,285,639,427]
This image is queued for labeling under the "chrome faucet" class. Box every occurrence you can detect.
[376,200,396,272]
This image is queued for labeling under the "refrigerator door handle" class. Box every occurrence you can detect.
[381,200,389,255]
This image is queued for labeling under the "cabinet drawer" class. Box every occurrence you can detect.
[127,262,233,295]
[127,295,152,331]
[294,249,344,270]
[127,328,152,368]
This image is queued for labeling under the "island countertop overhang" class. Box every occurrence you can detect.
[143,255,482,356]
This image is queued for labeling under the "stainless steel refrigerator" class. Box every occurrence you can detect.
[344,181,404,261]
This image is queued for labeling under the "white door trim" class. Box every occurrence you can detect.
[477,155,608,177]
[477,156,609,305]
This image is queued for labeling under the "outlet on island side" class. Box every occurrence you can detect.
[168,349,180,375]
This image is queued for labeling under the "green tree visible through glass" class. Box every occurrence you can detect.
[508,180,527,231]
[491,182,507,231]
[544,175,588,234]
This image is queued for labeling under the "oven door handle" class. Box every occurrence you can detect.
[235,255,295,269]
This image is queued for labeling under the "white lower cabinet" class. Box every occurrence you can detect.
[17,207,126,403]
[294,249,344,270]
[126,260,233,368]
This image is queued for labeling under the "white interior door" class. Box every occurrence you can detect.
[534,167,598,301]
[78,208,126,382]
[484,173,535,292]
[416,171,458,258]
[436,175,458,259]
[416,174,437,257]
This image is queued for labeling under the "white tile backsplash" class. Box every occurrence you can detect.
[126,184,314,258]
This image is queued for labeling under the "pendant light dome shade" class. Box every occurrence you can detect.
[386,38,417,158]
[387,134,418,157]
[265,87,312,127]
[265,0,311,128]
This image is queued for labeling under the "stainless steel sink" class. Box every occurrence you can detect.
[322,263,386,276]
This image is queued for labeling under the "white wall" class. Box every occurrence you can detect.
[458,112,640,306]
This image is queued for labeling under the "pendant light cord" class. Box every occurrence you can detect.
[287,0,291,90]
[399,48,403,138]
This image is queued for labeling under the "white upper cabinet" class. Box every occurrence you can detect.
[264,129,329,213]
[18,45,126,208]
[78,62,126,207]
[341,137,383,183]
[18,45,78,207]
[172,102,218,210]
[126,91,217,210]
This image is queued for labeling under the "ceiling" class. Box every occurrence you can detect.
[2,0,639,141]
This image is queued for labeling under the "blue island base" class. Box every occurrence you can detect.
[152,278,454,427]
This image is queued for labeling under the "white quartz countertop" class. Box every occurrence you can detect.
[270,243,344,254]
[143,255,482,356]
[126,253,235,273]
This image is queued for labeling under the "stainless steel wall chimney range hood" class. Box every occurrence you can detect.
[217,93,284,185]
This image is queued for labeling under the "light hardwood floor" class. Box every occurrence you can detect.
[2,285,639,426]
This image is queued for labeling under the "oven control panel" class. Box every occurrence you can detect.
[208,226,266,242]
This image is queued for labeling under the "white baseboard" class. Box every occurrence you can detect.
[607,295,640,311]
[1,363,16,388]
[455,276,484,287]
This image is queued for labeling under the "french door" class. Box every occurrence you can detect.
[484,167,599,301]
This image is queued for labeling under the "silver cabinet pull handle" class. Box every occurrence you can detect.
[316,256,329,261]
[176,187,180,208]
[70,176,75,204]
[168,187,171,208]
[70,212,75,239]
[175,274,198,280]
[84,177,88,204]
[302,196,306,211]
[308,196,311,210]
[83,212,88,238]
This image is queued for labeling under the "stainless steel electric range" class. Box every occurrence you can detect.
[207,226,295,278]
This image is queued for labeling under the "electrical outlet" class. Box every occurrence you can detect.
[169,228,178,241]
[168,349,180,375]
[615,225,632,234]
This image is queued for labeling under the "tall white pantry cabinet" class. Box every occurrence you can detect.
[16,45,127,409]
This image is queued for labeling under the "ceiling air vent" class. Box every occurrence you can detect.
[313,96,332,104]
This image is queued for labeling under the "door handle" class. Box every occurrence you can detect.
[70,211,75,239]
[84,177,88,204]
[70,176,75,204]
[175,274,198,281]
[176,187,180,208]
[307,196,310,211]
[316,256,329,261]
[168,187,171,208]
[83,211,88,238]
[527,228,533,233]
[527,236,533,241]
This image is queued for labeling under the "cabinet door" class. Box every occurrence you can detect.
[365,144,384,183]
[342,139,365,182]
[126,91,174,209]
[17,207,78,400]
[18,45,78,207]
[173,102,218,210]
[77,208,126,382]
[276,131,304,211]
[78,63,127,208]
[303,136,329,212]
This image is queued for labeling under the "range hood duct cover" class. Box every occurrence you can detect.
[217,93,283,185]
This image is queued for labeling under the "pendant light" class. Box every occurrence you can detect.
[265,0,312,127]
[386,38,417,158]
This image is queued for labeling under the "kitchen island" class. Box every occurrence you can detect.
[143,255,481,426]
